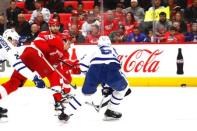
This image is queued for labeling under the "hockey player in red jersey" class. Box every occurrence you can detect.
[33,19,81,120]
[0,19,80,121]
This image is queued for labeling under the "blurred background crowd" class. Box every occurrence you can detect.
[0,0,196,44]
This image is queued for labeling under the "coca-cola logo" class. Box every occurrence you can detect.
[118,49,163,73]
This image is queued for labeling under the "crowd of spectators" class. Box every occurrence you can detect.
[0,0,196,44]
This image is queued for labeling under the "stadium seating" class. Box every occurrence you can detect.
[64,1,78,10]
[16,1,25,9]
[58,13,72,24]
[82,1,94,11]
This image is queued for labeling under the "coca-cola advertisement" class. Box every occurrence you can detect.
[73,44,197,77]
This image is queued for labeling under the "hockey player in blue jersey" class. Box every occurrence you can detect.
[80,36,129,120]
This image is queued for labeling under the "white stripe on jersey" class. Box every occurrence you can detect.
[13,59,27,72]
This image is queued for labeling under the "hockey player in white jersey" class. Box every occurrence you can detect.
[0,29,45,121]
[80,36,129,120]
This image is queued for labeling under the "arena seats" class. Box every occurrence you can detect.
[64,1,78,10]
[16,1,25,10]
[82,1,94,11]
[58,13,72,24]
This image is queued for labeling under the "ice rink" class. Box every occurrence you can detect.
[1,86,197,131]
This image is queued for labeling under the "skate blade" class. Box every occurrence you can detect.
[103,116,120,121]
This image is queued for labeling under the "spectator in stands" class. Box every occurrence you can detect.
[103,10,118,35]
[26,23,40,43]
[113,2,125,22]
[166,0,180,20]
[34,13,49,31]
[146,30,155,42]
[185,22,197,42]
[127,26,148,42]
[76,3,87,21]
[173,11,187,33]
[155,12,172,39]
[52,13,64,33]
[163,26,185,43]
[93,4,101,22]
[109,24,127,43]
[176,0,187,9]
[171,21,186,36]
[0,13,5,35]
[25,0,35,13]
[185,0,197,23]
[46,0,64,13]
[122,12,138,35]
[6,0,22,28]
[148,0,165,11]
[86,25,100,44]
[81,11,100,37]
[15,13,31,37]
[29,0,50,24]
[68,24,85,43]
[67,11,83,31]
[123,0,145,23]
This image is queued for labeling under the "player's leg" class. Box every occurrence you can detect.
[104,63,129,120]
[0,70,27,121]
[48,65,79,121]
[0,70,27,100]
[20,47,54,78]
[82,65,101,95]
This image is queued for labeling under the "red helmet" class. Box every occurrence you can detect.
[48,19,60,26]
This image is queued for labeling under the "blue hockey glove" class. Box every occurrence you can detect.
[33,75,45,88]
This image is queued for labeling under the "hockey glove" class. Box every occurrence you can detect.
[102,87,114,97]
[33,75,45,88]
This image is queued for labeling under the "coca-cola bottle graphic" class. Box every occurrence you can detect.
[176,48,184,75]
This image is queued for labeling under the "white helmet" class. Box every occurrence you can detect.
[97,36,111,47]
[3,29,20,42]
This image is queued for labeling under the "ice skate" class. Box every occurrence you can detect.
[103,109,122,121]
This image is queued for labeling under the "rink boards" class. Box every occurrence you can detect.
[0,43,197,87]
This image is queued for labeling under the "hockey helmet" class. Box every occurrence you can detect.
[3,29,20,42]
[3,29,20,46]
[97,36,111,47]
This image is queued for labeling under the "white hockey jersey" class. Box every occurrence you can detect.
[79,45,120,73]
[0,36,35,80]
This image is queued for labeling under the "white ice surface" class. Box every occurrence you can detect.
[1,87,197,131]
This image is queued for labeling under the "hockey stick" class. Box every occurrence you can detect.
[41,55,77,89]
[97,96,106,112]
[85,88,131,111]
[58,59,74,68]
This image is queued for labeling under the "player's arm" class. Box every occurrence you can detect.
[79,49,95,74]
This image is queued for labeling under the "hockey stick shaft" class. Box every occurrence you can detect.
[97,96,106,112]
[58,59,74,68]
[41,55,77,89]
[98,88,132,108]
